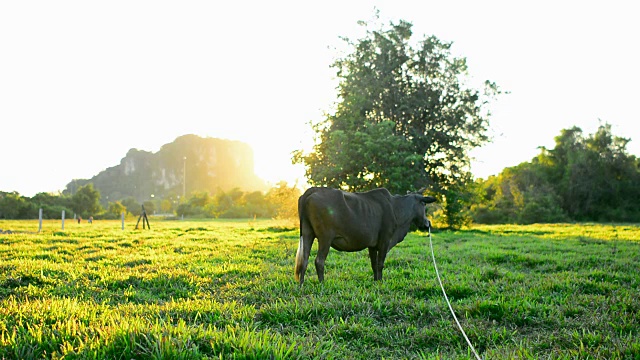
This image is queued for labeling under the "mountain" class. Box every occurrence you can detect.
[64,134,268,203]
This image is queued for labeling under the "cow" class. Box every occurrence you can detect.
[295,187,437,284]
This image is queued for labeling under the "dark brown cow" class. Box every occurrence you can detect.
[295,187,436,284]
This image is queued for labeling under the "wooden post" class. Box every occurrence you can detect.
[38,208,43,232]
[61,210,65,230]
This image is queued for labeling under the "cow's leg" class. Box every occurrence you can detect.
[314,237,332,282]
[368,247,380,281]
[295,229,315,285]
[375,248,389,281]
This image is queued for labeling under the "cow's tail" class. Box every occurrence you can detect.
[295,189,313,282]
[295,192,306,282]
[294,235,304,282]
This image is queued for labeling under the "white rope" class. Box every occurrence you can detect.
[428,227,482,360]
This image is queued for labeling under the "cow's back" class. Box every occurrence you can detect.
[298,187,332,223]
[299,187,396,250]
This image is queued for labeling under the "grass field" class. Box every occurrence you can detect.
[1,219,639,359]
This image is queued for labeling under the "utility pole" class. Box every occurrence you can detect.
[183,156,186,199]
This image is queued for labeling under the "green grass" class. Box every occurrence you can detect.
[1,219,639,359]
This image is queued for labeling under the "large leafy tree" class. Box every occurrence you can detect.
[71,183,102,218]
[536,123,640,221]
[294,17,498,196]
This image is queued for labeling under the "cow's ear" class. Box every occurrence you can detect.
[421,196,436,204]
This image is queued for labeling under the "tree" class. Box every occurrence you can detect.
[142,200,156,215]
[120,197,140,216]
[473,162,568,224]
[213,188,245,218]
[242,191,271,218]
[32,192,72,219]
[107,201,127,219]
[440,174,477,229]
[176,191,211,217]
[536,123,640,221]
[265,181,301,224]
[71,183,102,218]
[160,199,173,213]
[0,192,35,219]
[294,16,498,197]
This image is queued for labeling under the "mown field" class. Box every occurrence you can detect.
[1,219,639,359]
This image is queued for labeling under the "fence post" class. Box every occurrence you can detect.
[61,210,65,230]
[121,212,125,230]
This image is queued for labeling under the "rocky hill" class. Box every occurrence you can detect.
[64,134,267,203]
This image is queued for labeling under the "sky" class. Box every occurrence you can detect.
[1,1,638,198]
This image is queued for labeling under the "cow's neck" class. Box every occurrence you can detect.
[391,196,415,245]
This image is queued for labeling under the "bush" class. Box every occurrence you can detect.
[471,204,507,224]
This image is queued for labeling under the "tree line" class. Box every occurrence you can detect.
[292,121,639,228]
[471,123,640,225]
[0,182,300,223]
[1,123,637,227]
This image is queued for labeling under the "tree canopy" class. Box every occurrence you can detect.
[473,123,640,224]
[71,184,102,218]
[294,17,499,196]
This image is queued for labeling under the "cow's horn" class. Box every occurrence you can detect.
[421,196,437,204]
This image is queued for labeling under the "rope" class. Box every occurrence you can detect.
[428,227,482,360]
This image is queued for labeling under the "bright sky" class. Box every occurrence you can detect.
[1,1,638,198]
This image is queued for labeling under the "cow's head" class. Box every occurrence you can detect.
[409,194,437,231]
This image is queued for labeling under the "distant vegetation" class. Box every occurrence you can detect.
[0,132,302,225]
[1,123,638,227]
[0,220,638,358]
[0,182,300,224]
[471,123,640,225]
